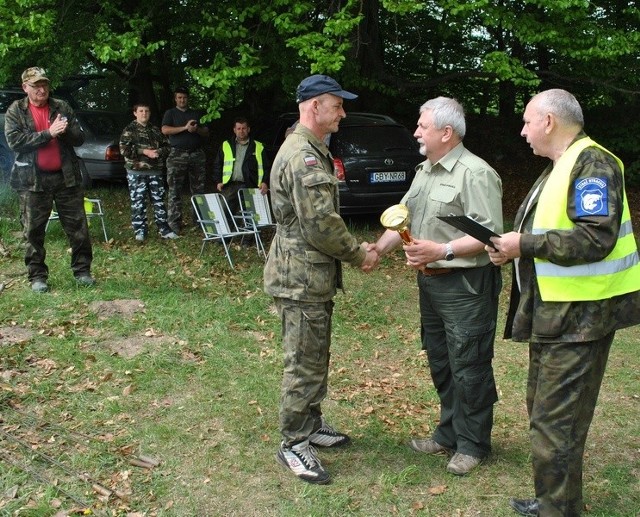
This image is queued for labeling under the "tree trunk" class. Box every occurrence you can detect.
[352,0,386,81]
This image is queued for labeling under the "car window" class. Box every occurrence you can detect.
[78,112,129,136]
[0,91,24,113]
[331,126,418,156]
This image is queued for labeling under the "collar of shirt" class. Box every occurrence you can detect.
[424,141,465,174]
[293,124,330,156]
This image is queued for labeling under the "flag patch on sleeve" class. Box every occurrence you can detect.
[304,155,318,166]
[575,177,608,216]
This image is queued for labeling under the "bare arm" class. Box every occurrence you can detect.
[404,234,485,270]
[372,229,403,257]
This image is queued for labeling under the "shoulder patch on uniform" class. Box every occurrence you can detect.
[304,155,318,166]
[575,177,608,217]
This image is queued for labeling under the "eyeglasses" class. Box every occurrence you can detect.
[27,83,49,91]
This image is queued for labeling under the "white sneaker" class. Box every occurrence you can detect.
[276,441,330,484]
[135,233,145,242]
[309,418,351,448]
[161,231,179,239]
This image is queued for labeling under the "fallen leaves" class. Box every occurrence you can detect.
[331,354,437,434]
[122,385,134,396]
[428,484,448,496]
[0,326,34,345]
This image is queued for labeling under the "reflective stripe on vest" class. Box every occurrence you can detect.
[532,137,640,302]
[221,140,264,185]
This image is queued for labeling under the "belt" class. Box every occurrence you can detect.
[421,267,457,276]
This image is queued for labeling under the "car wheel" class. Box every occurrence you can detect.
[79,158,93,189]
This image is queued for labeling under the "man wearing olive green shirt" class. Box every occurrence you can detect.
[372,96,503,476]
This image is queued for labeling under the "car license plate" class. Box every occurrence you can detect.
[370,171,406,183]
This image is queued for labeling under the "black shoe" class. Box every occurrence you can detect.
[509,498,539,516]
[75,274,96,287]
[31,279,49,293]
[309,418,351,448]
[276,441,331,484]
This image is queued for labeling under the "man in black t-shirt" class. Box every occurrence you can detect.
[161,87,209,234]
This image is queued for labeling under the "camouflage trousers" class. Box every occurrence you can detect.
[418,264,501,459]
[166,148,206,232]
[275,297,334,446]
[18,171,92,282]
[527,333,613,517]
[126,172,171,237]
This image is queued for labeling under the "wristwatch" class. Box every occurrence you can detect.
[444,242,455,261]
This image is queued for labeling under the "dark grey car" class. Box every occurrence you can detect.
[0,89,26,183]
[262,112,423,215]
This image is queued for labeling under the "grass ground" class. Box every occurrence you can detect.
[0,183,638,516]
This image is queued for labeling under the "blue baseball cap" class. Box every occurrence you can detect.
[296,75,358,103]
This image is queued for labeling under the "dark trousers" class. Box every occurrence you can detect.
[528,333,614,517]
[220,181,245,216]
[418,264,501,458]
[275,297,333,446]
[20,172,92,282]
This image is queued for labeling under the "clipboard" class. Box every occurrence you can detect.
[437,215,500,247]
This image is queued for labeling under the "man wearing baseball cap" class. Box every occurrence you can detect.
[264,75,378,484]
[5,67,94,292]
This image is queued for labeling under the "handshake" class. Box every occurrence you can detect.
[360,242,381,273]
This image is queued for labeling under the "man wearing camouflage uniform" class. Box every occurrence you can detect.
[161,87,209,234]
[488,89,640,516]
[5,67,94,293]
[119,103,176,242]
[264,75,378,484]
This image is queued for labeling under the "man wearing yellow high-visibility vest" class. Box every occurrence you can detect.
[487,89,640,517]
[212,117,270,216]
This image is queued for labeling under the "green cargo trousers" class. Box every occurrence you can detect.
[418,264,501,459]
[275,298,334,446]
[528,332,613,516]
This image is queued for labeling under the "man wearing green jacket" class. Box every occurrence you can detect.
[264,75,378,484]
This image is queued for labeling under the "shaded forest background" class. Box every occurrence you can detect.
[1,0,639,194]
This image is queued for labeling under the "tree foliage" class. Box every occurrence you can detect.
[0,0,638,174]
[1,0,637,112]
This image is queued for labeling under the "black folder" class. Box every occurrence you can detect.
[437,215,500,248]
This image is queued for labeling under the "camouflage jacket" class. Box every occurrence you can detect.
[264,124,365,302]
[119,120,170,173]
[5,96,85,191]
[505,133,640,342]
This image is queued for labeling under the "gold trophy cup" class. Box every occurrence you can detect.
[380,204,412,244]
